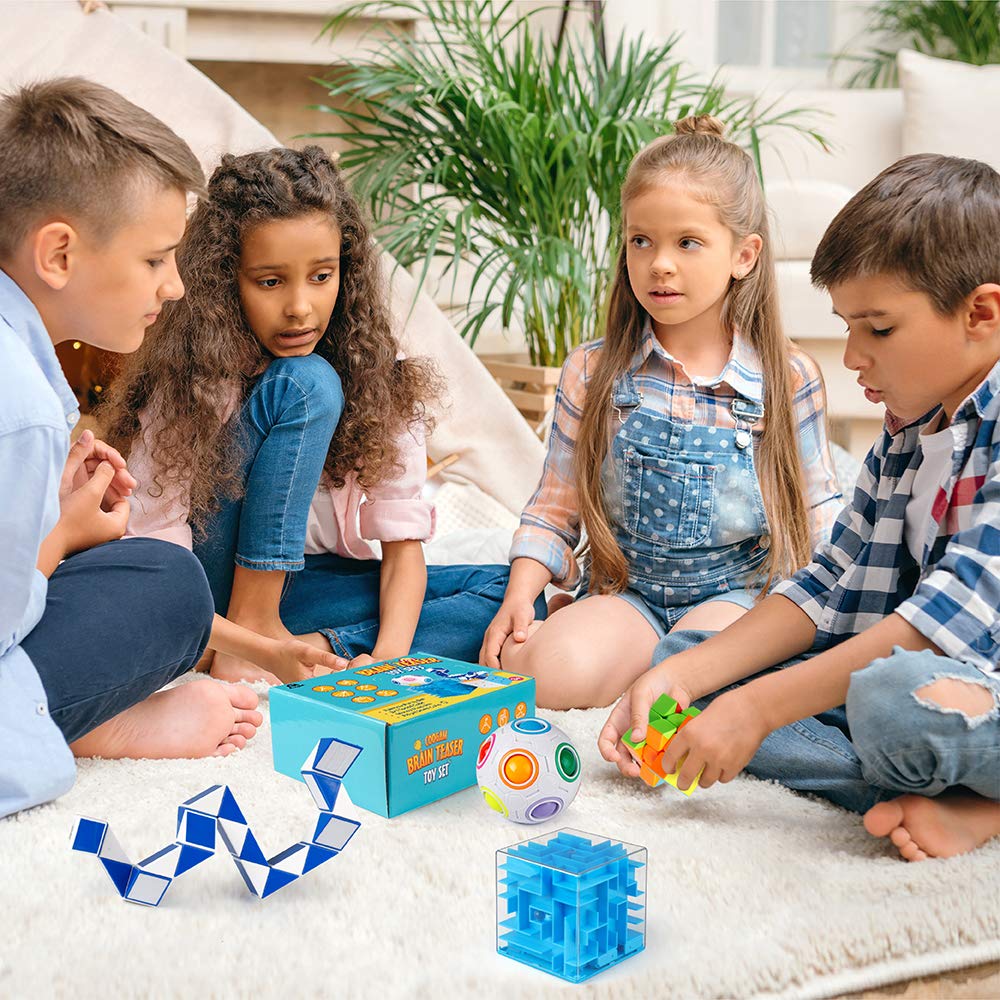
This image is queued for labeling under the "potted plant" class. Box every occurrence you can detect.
[312,1,827,429]
[837,0,1000,88]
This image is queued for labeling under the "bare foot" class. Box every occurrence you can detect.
[210,627,336,686]
[295,631,335,654]
[210,650,282,686]
[70,680,263,760]
[863,792,1000,861]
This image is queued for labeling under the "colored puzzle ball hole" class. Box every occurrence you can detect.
[476,718,581,825]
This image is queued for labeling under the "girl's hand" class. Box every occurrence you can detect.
[270,637,349,680]
[659,688,770,791]
[348,653,377,669]
[598,664,695,778]
[479,599,536,668]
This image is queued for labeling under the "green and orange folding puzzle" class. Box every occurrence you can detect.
[621,694,702,795]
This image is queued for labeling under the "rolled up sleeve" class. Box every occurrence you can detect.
[359,422,436,542]
[509,347,589,589]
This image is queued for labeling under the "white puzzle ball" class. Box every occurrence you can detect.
[475,717,581,824]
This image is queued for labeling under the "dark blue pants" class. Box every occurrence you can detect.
[22,538,214,743]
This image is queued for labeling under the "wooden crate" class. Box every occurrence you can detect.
[480,354,562,437]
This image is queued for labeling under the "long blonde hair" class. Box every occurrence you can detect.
[575,115,811,595]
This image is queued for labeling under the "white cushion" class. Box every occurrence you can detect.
[899,49,1000,171]
[766,179,853,260]
[755,88,903,191]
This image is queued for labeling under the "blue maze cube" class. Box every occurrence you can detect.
[495,828,647,983]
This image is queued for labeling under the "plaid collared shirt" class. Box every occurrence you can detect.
[775,359,1000,676]
[511,327,843,589]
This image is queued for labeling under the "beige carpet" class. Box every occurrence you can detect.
[1,692,997,1000]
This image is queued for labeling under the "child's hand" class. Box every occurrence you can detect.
[659,688,770,791]
[63,429,136,510]
[56,460,130,555]
[270,637,349,680]
[348,653,376,669]
[598,664,695,778]
[480,599,537,668]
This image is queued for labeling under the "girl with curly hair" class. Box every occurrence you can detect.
[103,146,525,684]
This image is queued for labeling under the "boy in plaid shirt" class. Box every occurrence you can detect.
[600,154,1000,861]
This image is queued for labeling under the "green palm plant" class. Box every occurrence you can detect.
[838,0,1000,89]
[312,0,827,367]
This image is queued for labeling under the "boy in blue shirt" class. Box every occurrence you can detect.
[600,153,1000,861]
[0,78,333,818]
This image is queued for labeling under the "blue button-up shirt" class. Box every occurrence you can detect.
[776,360,1000,676]
[0,268,77,817]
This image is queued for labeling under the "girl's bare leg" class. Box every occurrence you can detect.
[500,596,659,709]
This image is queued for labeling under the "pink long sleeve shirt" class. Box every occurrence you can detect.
[126,410,435,559]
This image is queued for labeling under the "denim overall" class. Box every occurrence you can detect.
[599,370,771,631]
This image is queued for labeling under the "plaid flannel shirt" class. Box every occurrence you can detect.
[775,359,1000,676]
[511,327,843,589]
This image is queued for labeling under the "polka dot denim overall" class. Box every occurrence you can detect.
[601,369,771,631]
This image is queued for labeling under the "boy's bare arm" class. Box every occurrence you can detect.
[667,594,819,699]
[744,612,940,731]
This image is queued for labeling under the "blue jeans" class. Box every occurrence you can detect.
[22,538,214,742]
[280,555,544,664]
[193,355,530,663]
[651,630,1000,814]
[194,354,344,612]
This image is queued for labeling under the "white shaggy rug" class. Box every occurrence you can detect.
[2,693,998,1000]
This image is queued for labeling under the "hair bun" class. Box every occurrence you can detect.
[672,115,726,139]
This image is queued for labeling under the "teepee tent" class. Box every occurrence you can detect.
[0,1,545,516]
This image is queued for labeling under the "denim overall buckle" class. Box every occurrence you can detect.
[730,398,764,449]
[611,373,644,425]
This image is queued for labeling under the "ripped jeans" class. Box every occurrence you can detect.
[651,632,1000,814]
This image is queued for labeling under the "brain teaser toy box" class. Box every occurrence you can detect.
[271,654,536,818]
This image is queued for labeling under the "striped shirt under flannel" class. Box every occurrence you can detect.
[775,359,1000,677]
[511,327,843,590]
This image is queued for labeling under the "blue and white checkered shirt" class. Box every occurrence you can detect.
[775,359,1000,676]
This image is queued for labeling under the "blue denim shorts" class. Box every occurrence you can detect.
[578,587,757,639]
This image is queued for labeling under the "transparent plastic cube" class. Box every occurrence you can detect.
[496,827,647,982]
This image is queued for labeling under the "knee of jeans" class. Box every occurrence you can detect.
[267,354,344,424]
[846,647,951,785]
[145,540,215,632]
[846,648,922,733]
[651,629,713,668]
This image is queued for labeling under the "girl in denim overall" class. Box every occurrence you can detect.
[482,117,842,708]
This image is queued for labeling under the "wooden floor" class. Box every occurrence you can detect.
[841,960,999,998]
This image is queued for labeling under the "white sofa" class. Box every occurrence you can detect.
[763,50,1000,459]
[762,87,904,459]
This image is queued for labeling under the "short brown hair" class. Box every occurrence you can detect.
[0,76,205,260]
[811,153,1000,315]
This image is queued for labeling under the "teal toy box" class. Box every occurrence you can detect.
[271,654,536,818]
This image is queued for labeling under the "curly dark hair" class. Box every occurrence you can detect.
[102,145,442,534]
